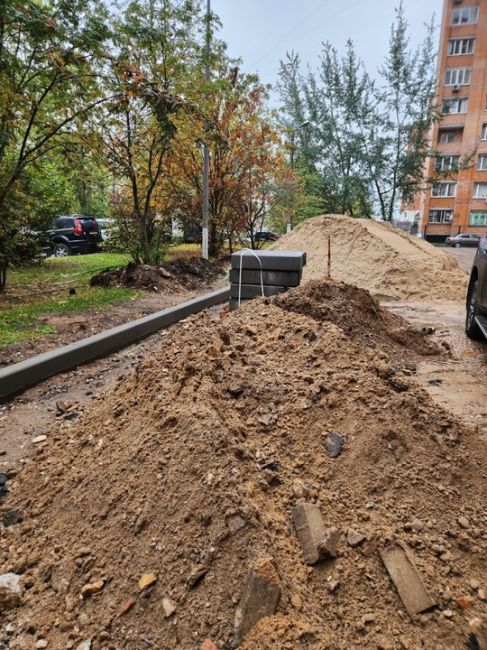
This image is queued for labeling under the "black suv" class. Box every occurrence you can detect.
[466,234,487,340]
[48,215,102,257]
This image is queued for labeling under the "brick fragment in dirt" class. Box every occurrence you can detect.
[293,502,338,565]
[380,544,436,617]
[233,559,281,648]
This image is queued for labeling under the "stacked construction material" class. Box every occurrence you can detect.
[229,250,306,310]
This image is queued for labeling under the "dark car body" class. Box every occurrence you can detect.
[254,229,278,242]
[48,215,102,257]
[465,234,487,340]
[446,233,481,247]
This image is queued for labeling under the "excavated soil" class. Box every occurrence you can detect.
[91,257,223,292]
[271,215,469,301]
[1,283,486,650]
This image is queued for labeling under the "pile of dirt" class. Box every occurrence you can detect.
[1,282,486,650]
[271,215,469,301]
[90,257,223,292]
[275,279,441,358]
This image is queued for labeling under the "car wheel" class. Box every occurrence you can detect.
[455,242,461,248]
[465,280,484,340]
[53,243,71,257]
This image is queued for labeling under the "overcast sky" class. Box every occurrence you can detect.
[212,0,443,99]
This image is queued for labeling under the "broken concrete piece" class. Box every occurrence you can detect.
[81,580,104,598]
[293,502,329,565]
[233,558,280,647]
[162,595,177,617]
[292,479,308,499]
[138,573,157,591]
[0,573,22,609]
[347,529,366,547]
[380,545,436,617]
[317,527,339,559]
[32,435,47,444]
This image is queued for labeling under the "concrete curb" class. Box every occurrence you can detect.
[0,286,230,402]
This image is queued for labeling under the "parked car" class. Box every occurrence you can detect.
[445,233,481,248]
[254,228,278,242]
[96,218,114,242]
[48,215,102,257]
[465,234,487,341]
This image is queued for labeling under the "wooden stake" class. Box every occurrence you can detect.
[327,236,331,278]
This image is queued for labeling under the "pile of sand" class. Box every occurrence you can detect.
[272,215,469,301]
[1,282,485,650]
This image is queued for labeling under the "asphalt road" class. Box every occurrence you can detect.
[446,245,476,272]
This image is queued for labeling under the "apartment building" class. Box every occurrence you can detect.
[405,0,487,241]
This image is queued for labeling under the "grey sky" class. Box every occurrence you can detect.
[213,0,443,96]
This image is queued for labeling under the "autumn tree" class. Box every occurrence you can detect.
[0,0,110,289]
[85,0,209,264]
[170,66,292,255]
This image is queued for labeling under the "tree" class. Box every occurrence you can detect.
[171,65,292,255]
[0,0,110,289]
[87,0,207,264]
[277,3,437,221]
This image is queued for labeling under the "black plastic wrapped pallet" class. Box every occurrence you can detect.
[231,250,306,271]
[229,268,301,287]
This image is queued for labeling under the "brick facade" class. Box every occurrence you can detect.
[404,0,487,240]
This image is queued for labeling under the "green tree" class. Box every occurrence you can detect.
[0,0,110,289]
[278,3,437,222]
[88,0,208,264]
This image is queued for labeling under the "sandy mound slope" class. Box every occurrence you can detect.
[271,215,469,301]
[1,283,485,650]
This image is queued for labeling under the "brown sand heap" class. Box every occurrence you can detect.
[1,282,486,650]
[271,214,469,301]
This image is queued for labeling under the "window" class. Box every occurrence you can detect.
[435,155,460,171]
[429,209,454,223]
[439,130,458,144]
[481,124,487,140]
[448,38,475,55]
[445,67,472,86]
[432,182,457,197]
[470,211,487,226]
[443,97,468,114]
[452,6,479,25]
[478,155,487,170]
[474,183,487,198]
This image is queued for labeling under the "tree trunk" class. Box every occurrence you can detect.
[0,264,7,292]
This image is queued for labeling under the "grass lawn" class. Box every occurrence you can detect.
[0,252,136,348]
[0,242,249,348]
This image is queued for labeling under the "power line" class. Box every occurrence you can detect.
[248,0,331,68]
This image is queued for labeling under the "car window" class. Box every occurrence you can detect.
[56,217,71,228]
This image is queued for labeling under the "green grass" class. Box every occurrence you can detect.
[0,253,136,348]
[0,243,239,349]
[0,286,136,347]
[8,252,132,293]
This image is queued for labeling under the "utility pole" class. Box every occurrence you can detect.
[202,0,210,260]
